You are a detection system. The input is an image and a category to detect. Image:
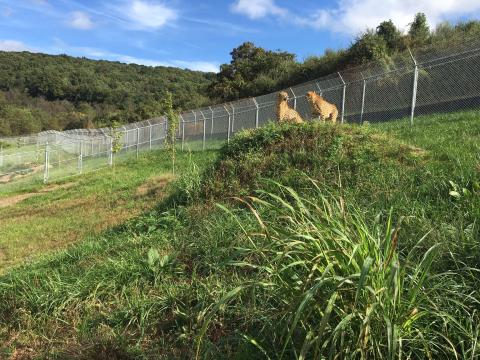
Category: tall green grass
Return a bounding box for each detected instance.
[198,181,479,358]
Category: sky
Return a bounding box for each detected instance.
[1,0,480,73]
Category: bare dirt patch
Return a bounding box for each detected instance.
[136,173,175,197]
[0,182,77,208]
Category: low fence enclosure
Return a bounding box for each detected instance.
[1,39,480,184]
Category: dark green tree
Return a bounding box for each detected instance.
[210,42,296,101]
[409,12,430,47]
[348,31,390,65]
[376,20,405,53]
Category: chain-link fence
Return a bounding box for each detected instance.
[2,38,480,187]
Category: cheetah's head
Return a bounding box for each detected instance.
[278,91,289,102]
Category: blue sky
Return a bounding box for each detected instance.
[1,0,479,72]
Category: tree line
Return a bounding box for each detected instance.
[1,13,479,136]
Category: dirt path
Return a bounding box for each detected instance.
[0,182,76,208]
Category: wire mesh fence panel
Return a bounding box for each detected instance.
[231,98,258,133]
[151,123,166,148]
[255,92,277,126]
[0,150,43,183]
[210,106,230,142]
[81,151,111,174]
[416,53,480,116]
[343,80,365,124]
[362,69,414,124]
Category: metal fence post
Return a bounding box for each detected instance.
[338,72,346,124]
[43,142,49,184]
[200,110,206,150]
[78,141,83,174]
[180,114,185,151]
[192,110,197,129]
[360,72,367,124]
[108,136,113,166]
[409,49,419,126]
[252,98,259,128]
[289,87,297,110]
[315,82,323,97]
[147,120,152,150]
[224,105,231,143]
[209,106,214,137]
[136,127,140,158]
[232,103,236,134]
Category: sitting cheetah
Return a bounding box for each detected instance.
[306,91,338,123]
[276,91,304,124]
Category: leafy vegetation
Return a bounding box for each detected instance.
[0,111,478,358]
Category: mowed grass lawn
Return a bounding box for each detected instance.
[0,150,217,272]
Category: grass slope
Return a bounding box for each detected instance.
[0,111,479,359]
[0,150,217,272]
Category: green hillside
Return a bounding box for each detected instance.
[0,111,478,358]
[0,51,214,136]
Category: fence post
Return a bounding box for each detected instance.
[0,146,3,167]
[360,72,367,124]
[136,127,140,158]
[192,110,197,129]
[289,87,297,110]
[224,105,231,143]
[409,49,419,126]
[209,106,214,136]
[252,98,259,128]
[43,142,49,184]
[338,72,346,124]
[180,114,185,151]
[147,120,152,150]
[200,110,206,150]
[315,82,323,97]
[78,141,83,174]
[230,103,235,134]
[108,136,113,166]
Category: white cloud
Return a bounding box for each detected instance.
[304,0,480,34]
[0,40,33,52]
[69,11,94,30]
[231,0,287,20]
[119,0,178,30]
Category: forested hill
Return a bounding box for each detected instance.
[0,51,214,136]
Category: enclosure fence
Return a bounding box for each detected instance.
[1,37,480,186]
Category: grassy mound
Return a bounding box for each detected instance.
[203,122,425,202]
[0,118,479,358]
